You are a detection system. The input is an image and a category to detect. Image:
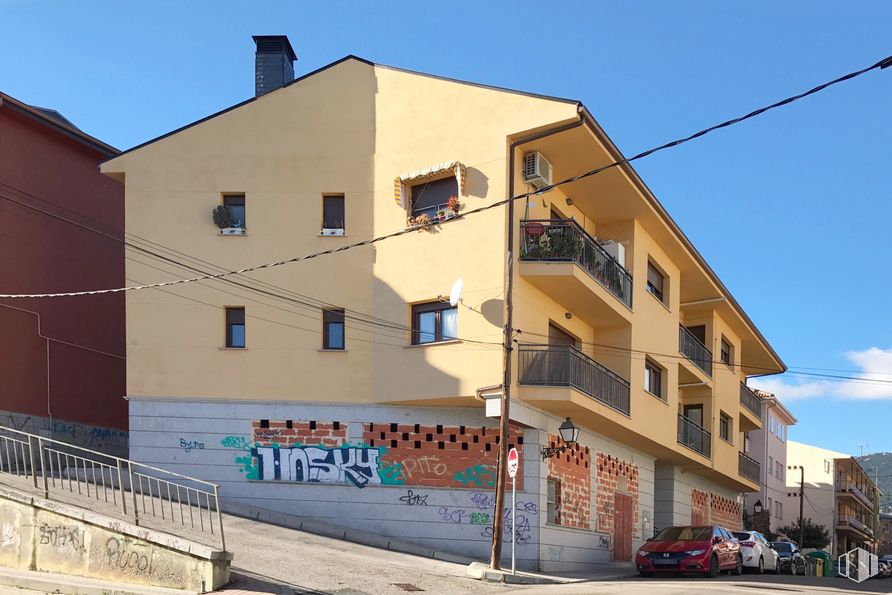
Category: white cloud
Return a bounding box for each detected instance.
[750,347,892,402]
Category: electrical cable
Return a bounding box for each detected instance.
[2,53,889,301]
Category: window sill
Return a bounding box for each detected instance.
[320,230,346,237]
[719,436,734,446]
[646,289,671,312]
[405,339,461,349]
[219,347,247,350]
[318,349,347,353]
[219,229,247,236]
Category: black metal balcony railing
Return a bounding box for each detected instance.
[839,515,873,537]
[841,483,875,511]
[520,219,633,308]
[738,451,761,483]
[740,383,762,417]
[518,344,631,416]
[677,414,711,458]
[679,325,713,377]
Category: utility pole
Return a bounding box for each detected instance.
[798,465,805,548]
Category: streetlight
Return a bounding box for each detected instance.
[540,418,579,460]
[754,500,763,514]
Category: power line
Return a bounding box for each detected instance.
[2,53,889,301]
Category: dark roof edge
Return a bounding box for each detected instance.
[0,92,119,157]
[576,105,787,374]
[106,55,370,163]
[373,63,580,105]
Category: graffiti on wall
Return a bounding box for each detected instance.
[220,420,524,490]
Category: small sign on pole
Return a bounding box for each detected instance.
[507,447,519,574]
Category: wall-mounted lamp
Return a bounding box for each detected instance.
[565,197,574,206]
[564,312,573,320]
[541,418,580,460]
[753,499,763,514]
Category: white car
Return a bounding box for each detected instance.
[732,531,779,574]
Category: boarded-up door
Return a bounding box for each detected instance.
[613,493,633,561]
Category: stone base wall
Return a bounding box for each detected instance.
[0,485,229,591]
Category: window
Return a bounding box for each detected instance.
[768,456,774,476]
[546,478,560,524]
[223,194,246,228]
[719,412,732,442]
[720,336,733,368]
[644,359,663,400]
[769,414,775,434]
[777,501,783,519]
[824,460,831,474]
[322,308,345,350]
[776,461,783,480]
[411,177,458,219]
[646,261,665,302]
[225,307,245,348]
[411,301,457,345]
[768,497,772,512]
[322,195,345,233]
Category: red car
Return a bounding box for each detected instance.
[636,525,743,577]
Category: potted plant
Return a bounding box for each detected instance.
[436,209,447,222]
[447,195,461,217]
[212,205,245,235]
[414,213,432,228]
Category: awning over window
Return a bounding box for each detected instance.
[394,161,466,209]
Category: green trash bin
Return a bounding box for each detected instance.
[807,551,833,577]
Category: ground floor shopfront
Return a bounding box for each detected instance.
[128,396,743,572]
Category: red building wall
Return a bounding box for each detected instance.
[0,97,126,432]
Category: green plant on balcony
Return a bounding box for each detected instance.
[525,229,582,260]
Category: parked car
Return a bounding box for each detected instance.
[732,530,779,574]
[636,525,742,578]
[770,541,807,575]
[876,559,891,578]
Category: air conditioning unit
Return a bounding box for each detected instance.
[523,152,552,190]
[599,240,625,268]
[321,228,345,236]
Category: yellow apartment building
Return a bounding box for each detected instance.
[102,36,785,572]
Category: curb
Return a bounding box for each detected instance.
[0,567,198,595]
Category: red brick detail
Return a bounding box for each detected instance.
[366,422,525,490]
[547,435,591,529]
[691,488,741,530]
[709,493,742,530]
[251,420,347,447]
[595,453,640,539]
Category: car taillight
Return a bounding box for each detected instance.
[740,541,755,547]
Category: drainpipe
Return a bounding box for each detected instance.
[490,116,585,570]
[474,384,503,402]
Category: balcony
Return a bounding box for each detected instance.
[839,483,875,511]
[679,325,713,377]
[678,414,711,458]
[740,383,762,417]
[520,219,632,308]
[738,451,760,483]
[837,515,873,539]
[518,344,631,415]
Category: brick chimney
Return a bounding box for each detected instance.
[252,35,297,97]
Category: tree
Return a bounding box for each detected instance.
[778,517,831,549]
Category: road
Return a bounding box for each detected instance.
[215,513,892,595]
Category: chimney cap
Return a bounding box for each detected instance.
[252,35,297,62]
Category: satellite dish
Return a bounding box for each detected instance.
[449,278,464,307]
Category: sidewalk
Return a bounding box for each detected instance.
[466,561,638,585]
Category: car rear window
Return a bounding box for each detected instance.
[732,532,752,540]
[773,543,793,552]
[653,526,711,541]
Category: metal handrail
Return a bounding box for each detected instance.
[520,219,633,308]
[678,325,713,377]
[0,424,225,551]
[739,383,761,417]
[738,451,761,483]
[677,414,711,458]
[518,343,631,415]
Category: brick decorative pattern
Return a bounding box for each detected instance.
[691,488,741,530]
[251,420,347,447]
[546,435,591,529]
[246,419,524,489]
[691,489,708,525]
[709,493,742,530]
[595,453,639,537]
[364,422,524,489]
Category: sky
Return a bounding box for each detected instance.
[2,1,891,454]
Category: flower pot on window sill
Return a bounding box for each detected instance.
[220,227,246,235]
[321,228,345,236]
